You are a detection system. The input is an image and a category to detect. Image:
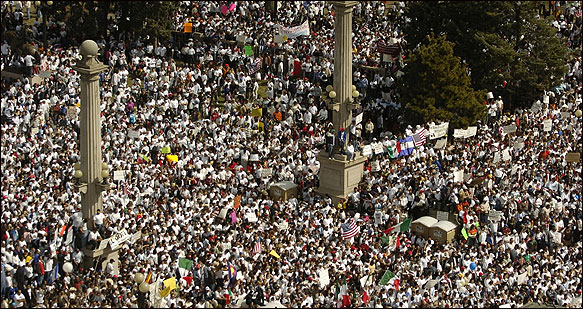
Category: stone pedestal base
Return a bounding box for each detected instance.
[82,247,120,275]
[316,151,367,203]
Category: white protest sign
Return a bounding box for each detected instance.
[513,138,524,150]
[560,112,570,119]
[373,143,385,155]
[434,138,447,149]
[128,130,139,139]
[319,268,330,288]
[219,208,228,219]
[64,227,73,246]
[354,113,363,125]
[502,124,517,134]
[262,168,273,177]
[361,145,372,156]
[488,210,502,222]
[109,229,131,250]
[129,231,142,244]
[246,212,258,223]
[97,239,109,250]
[543,119,552,132]
[113,170,126,181]
[249,154,260,161]
[222,242,232,251]
[502,148,511,161]
[453,169,464,183]
[466,126,477,138]
[436,211,449,222]
[530,102,542,113]
[278,221,289,231]
[429,122,449,139]
[517,272,528,285]
[371,161,381,172]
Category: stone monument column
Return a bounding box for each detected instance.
[331,1,358,148]
[74,40,108,230]
[317,1,367,202]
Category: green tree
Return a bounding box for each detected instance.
[404,1,569,110]
[400,35,486,129]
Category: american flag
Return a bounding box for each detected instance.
[412,127,427,148]
[377,40,401,56]
[341,218,360,240]
[252,240,262,255]
[248,57,263,74]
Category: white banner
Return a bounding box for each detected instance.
[429,122,449,139]
[502,124,517,134]
[109,229,131,250]
[278,21,310,38]
[466,126,477,138]
[453,129,466,139]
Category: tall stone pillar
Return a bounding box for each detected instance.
[331,1,358,147]
[317,1,366,203]
[74,40,108,230]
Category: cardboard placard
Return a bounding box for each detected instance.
[371,161,381,172]
[453,129,466,139]
[113,170,126,181]
[434,138,447,149]
[109,229,131,250]
[374,211,383,225]
[436,211,449,222]
[354,113,363,125]
[66,108,77,119]
[530,102,542,113]
[466,126,477,138]
[319,268,330,288]
[453,169,464,183]
[513,137,524,150]
[560,112,570,119]
[249,154,259,161]
[488,210,502,222]
[261,168,273,177]
[373,143,385,154]
[128,130,139,139]
[219,208,228,219]
[278,221,289,231]
[361,145,372,156]
[543,119,552,132]
[566,152,580,163]
[502,124,517,134]
[493,152,500,164]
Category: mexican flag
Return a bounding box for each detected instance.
[379,269,400,290]
[336,278,349,308]
[383,218,412,234]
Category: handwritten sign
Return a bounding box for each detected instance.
[249,154,259,161]
[245,212,258,223]
[261,168,273,177]
[502,124,517,134]
[560,112,570,119]
[354,113,363,125]
[374,211,383,225]
[371,161,380,172]
[219,208,228,219]
[278,221,289,231]
[434,138,447,149]
[128,130,139,139]
[436,211,449,222]
[513,137,524,150]
[543,119,552,132]
[361,145,372,156]
[530,102,542,113]
[429,122,449,140]
[373,143,385,155]
[488,210,502,222]
[113,170,126,181]
[493,152,500,164]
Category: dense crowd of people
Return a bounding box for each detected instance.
[1,1,582,308]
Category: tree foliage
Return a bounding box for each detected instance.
[44,1,176,44]
[404,1,569,110]
[400,35,486,129]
